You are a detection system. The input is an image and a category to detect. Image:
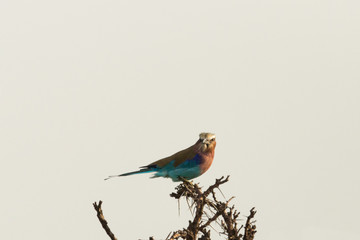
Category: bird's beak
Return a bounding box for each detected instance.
[202,139,210,146]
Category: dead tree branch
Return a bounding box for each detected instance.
[168,176,256,240]
[243,208,257,240]
[93,176,257,240]
[93,201,117,240]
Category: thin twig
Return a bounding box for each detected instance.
[243,207,257,240]
[92,201,117,240]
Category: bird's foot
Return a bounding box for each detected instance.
[178,176,193,185]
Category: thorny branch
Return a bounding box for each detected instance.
[93,176,257,240]
[167,176,256,240]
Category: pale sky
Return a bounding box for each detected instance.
[1,1,359,240]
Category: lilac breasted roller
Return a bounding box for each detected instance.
[105,133,216,182]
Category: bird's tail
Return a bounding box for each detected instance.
[104,168,155,180]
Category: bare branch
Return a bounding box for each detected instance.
[94,176,257,240]
[243,208,257,240]
[93,201,118,240]
[169,176,257,240]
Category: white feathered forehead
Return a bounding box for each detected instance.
[199,132,216,140]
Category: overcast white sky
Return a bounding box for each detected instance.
[1,1,359,240]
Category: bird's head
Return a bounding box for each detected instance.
[198,132,216,153]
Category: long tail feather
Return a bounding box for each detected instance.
[104,168,155,180]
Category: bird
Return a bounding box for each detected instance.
[105,132,216,182]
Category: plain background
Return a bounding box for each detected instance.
[1,1,359,239]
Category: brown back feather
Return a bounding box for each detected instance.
[147,144,198,168]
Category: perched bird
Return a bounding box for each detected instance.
[105,132,216,182]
